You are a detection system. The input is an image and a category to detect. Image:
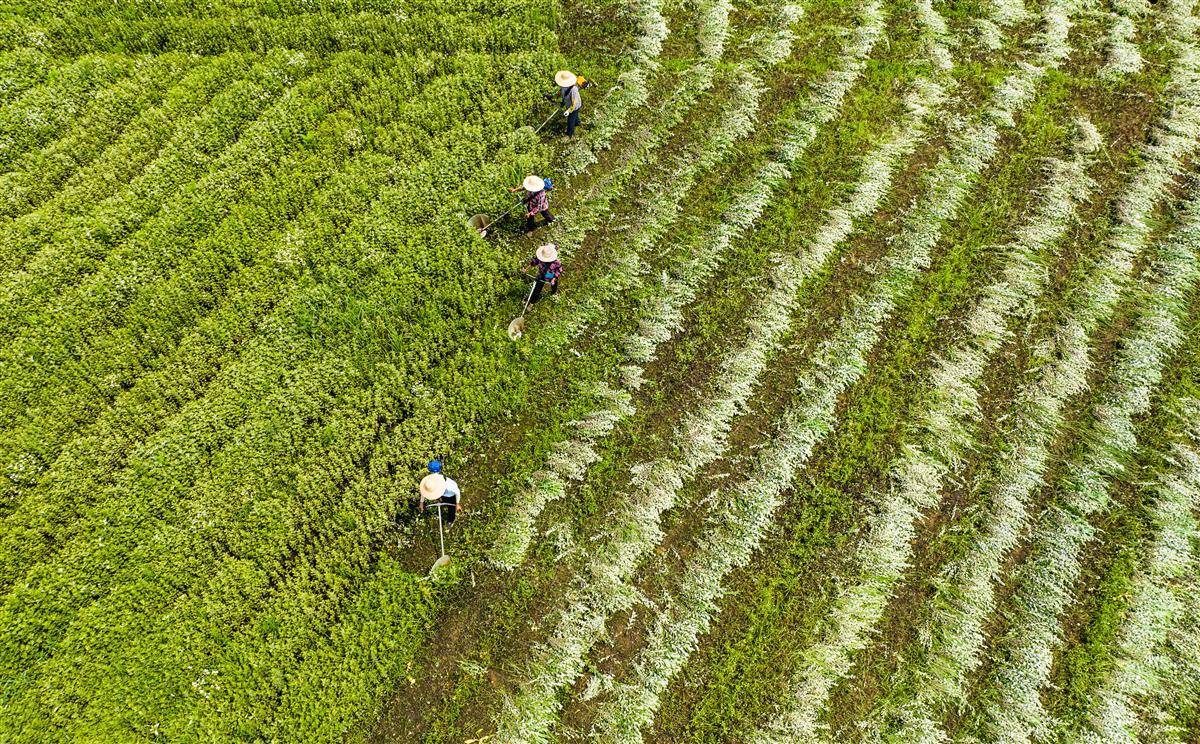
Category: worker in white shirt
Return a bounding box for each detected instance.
[419,460,462,527]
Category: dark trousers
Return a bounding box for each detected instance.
[525,209,554,232]
[566,109,580,136]
[530,277,558,303]
[424,500,457,528]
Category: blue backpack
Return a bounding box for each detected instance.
[542,177,554,192]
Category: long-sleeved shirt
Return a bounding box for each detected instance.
[524,187,549,216]
[529,257,562,285]
[561,84,581,113]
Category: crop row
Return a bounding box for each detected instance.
[0,52,254,274]
[0,52,201,220]
[0,48,547,640]
[0,48,556,738]
[1,8,547,56]
[490,3,889,739]
[7,0,514,20]
[1077,399,1200,743]
[0,53,132,168]
[0,52,376,521]
[869,5,1200,735]
[0,48,51,103]
[0,53,493,553]
[0,49,311,330]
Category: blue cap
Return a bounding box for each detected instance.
[427,459,442,473]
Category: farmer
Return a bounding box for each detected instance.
[556,69,583,140]
[419,460,462,528]
[526,243,562,303]
[510,174,555,233]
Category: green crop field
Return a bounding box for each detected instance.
[0,0,1198,740]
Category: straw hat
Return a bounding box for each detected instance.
[536,243,558,262]
[419,472,446,501]
[522,174,545,193]
[555,70,577,88]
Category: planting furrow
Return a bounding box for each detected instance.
[0,49,314,334]
[594,105,1100,744]
[0,53,198,223]
[490,3,888,740]
[868,4,1200,735]
[0,54,132,169]
[1072,399,1200,744]
[967,185,1200,744]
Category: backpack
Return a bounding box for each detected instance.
[542,177,554,192]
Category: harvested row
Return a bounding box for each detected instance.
[487,0,879,568]
[1071,398,1200,743]
[583,56,961,744]
[965,182,1200,743]
[627,0,1100,735]
[1104,0,1151,77]
[487,2,942,740]
[853,5,1200,736]
[358,0,909,735]
[559,0,667,176]
[0,52,200,221]
[620,112,1099,744]
[488,7,825,738]
[487,0,799,569]
[720,2,1086,739]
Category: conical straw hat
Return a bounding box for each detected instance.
[420,473,446,501]
[523,174,545,193]
[536,243,558,262]
[555,70,577,87]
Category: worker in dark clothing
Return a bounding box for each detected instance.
[510,174,554,233]
[526,243,562,303]
[555,70,583,140]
